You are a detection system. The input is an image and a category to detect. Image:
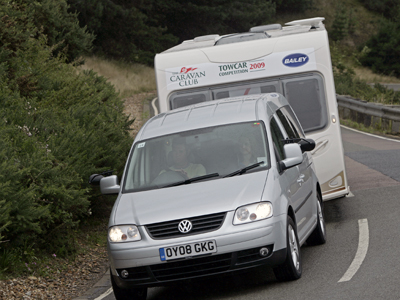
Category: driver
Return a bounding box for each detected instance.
[168,138,206,179]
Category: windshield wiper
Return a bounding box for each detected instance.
[161,172,220,188]
[223,161,265,178]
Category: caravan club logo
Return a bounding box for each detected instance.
[180,67,197,73]
[282,53,309,67]
[170,66,205,87]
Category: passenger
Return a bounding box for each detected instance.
[238,136,257,168]
[169,138,206,179]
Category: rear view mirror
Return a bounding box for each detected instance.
[100,175,120,195]
[280,143,303,170]
[298,138,316,152]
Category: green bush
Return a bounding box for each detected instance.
[331,43,400,104]
[0,1,133,255]
[360,20,400,78]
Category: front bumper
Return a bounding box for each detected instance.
[112,245,286,288]
[109,212,287,288]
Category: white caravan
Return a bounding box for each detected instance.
[154,17,349,200]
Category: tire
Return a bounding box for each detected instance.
[306,191,326,246]
[273,216,302,281]
[111,271,147,300]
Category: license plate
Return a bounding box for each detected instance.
[159,240,217,261]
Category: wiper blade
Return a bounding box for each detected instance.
[162,173,220,188]
[223,161,265,178]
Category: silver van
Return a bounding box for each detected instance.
[90,93,326,300]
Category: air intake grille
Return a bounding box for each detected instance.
[150,253,231,281]
[145,212,226,239]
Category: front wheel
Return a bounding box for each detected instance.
[306,191,326,246]
[273,216,302,281]
[111,272,147,300]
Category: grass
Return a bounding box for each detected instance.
[340,118,400,139]
[353,66,400,84]
[78,56,157,98]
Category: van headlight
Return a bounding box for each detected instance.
[233,202,273,225]
[108,225,141,243]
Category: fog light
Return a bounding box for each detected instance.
[259,247,269,257]
[120,270,129,278]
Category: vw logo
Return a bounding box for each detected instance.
[178,220,193,233]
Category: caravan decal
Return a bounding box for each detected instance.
[169,67,206,87]
[282,53,309,67]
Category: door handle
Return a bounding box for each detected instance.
[297,174,305,185]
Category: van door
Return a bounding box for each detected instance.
[273,110,313,239]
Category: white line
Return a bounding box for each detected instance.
[341,125,400,143]
[338,219,369,282]
[94,287,113,300]
[151,97,159,116]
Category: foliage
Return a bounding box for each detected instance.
[331,43,400,104]
[273,0,313,13]
[330,6,356,42]
[359,20,400,78]
[7,0,95,62]
[0,1,133,256]
[152,0,276,42]
[68,0,177,65]
[359,0,400,20]
[68,0,276,63]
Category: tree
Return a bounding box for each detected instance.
[152,0,276,43]
[0,1,133,252]
[272,0,313,13]
[68,0,177,64]
[360,20,400,77]
[19,0,95,62]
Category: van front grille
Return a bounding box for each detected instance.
[145,212,226,239]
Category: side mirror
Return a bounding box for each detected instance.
[89,174,104,185]
[298,138,316,152]
[280,143,303,170]
[100,175,120,194]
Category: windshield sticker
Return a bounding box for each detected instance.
[138,142,146,148]
[165,48,316,91]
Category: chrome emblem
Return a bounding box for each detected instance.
[178,220,193,233]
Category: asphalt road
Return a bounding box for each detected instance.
[80,126,400,300]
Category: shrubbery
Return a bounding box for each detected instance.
[331,43,400,104]
[0,1,133,255]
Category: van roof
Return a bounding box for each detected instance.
[162,17,325,54]
[136,93,288,140]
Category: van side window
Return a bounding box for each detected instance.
[276,110,299,139]
[270,117,285,161]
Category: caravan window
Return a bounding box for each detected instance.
[168,73,327,133]
[212,82,279,100]
[282,76,327,133]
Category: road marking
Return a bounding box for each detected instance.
[151,97,159,116]
[338,219,369,282]
[94,287,113,300]
[341,125,400,143]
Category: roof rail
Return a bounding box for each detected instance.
[285,17,325,28]
[194,34,220,42]
[249,24,282,33]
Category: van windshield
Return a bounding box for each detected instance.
[123,121,270,193]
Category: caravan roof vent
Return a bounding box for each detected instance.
[215,32,268,46]
[194,35,220,42]
[250,24,282,33]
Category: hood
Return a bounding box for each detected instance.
[112,171,268,225]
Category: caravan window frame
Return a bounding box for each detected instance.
[168,72,328,133]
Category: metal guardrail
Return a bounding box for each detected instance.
[337,95,400,133]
